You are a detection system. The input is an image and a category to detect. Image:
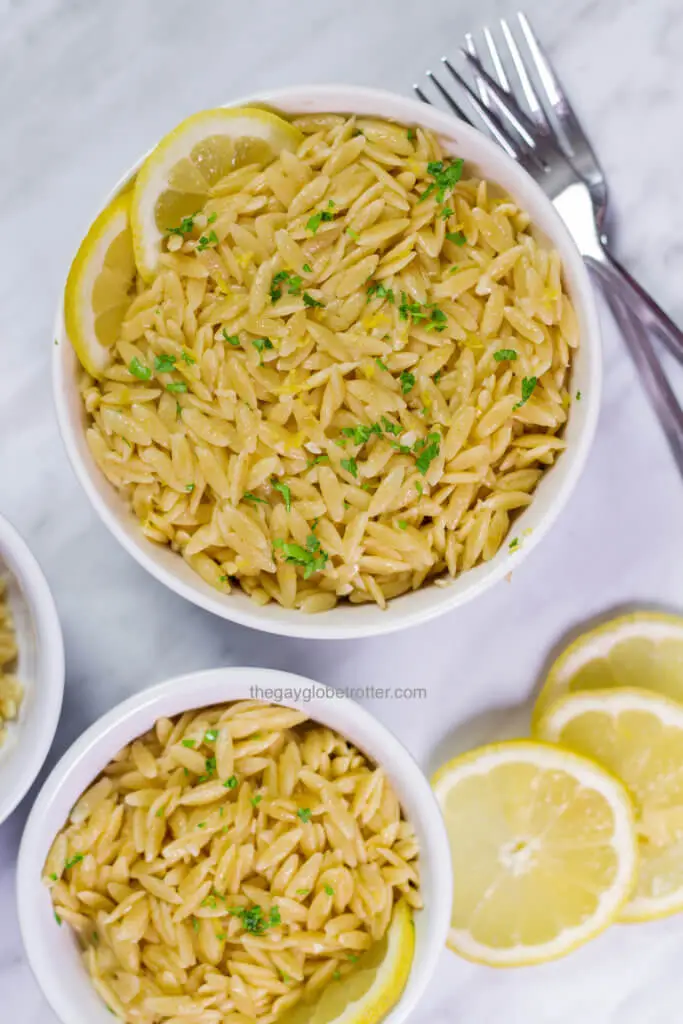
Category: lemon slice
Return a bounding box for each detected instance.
[64,192,136,377]
[280,900,414,1024]
[533,612,683,726]
[536,687,683,922]
[131,106,303,280]
[432,741,637,966]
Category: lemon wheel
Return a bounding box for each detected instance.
[536,687,683,922]
[63,192,136,377]
[131,106,303,280]
[432,740,637,966]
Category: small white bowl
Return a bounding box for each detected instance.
[17,667,452,1024]
[0,513,64,825]
[53,85,601,639]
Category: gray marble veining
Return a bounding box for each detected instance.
[2,0,683,1020]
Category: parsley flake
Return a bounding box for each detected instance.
[224,775,238,789]
[399,370,416,394]
[205,728,219,743]
[271,477,292,512]
[446,230,466,246]
[270,270,303,302]
[243,492,268,505]
[185,483,195,493]
[64,854,84,871]
[167,213,199,236]
[419,159,464,204]
[222,330,240,346]
[303,263,313,273]
[494,349,518,362]
[513,376,538,410]
[181,739,196,749]
[297,808,312,823]
[196,229,218,251]
[166,381,187,393]
[154,353,176,372]
[415,433,441,475]
[128,357,151,381]
[303,292,325,308]
[367,281,395,303]
[375,358,389,372]
[273,536,329,579]
[324,885,335,896]
[341,457,358,478]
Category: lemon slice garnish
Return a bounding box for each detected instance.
[279,900,414,1024]
[131,106,303,280]
[533,611,683,726]
[432,741,637,966]
[537,687,683,922]
[63,192,135,376]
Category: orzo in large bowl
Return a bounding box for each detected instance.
[56,87,599,636]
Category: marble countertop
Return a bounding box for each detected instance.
[2,0,683,1020]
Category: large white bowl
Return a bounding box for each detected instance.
[53,85,601,640]
[17,667,452,1024]
[0,513,64,825]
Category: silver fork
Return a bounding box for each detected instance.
[415,13,683,475]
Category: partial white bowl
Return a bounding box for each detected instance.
[53,84,601,639]
[17,667,451,1024]
[0,513,64,825]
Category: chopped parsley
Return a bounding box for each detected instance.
[154,353,176,372]
[128,357,151,381]
[253,337,274,362]
[196,229,218,251]
[324,885,335,896]
[397,520,408,530]
[341,423,381,446]
[333,970,342,981]
[416,481,423,496]
[441,206,454,220]
[48,872,57,881]
[375,358,389,372]
[167,212,199,236]
[54,912,62,926]
[366,281,395,303]
[407,127,416,141]
[346,228,359,241]
[398,292,446,331]
[303,292,325,308]
[251,794,262,807]
[576,390,582,401]
[296,888,310,896]
[306,201,336,234]
[271,478,292,512]
[307,455,329,467]
[380,416,402,436]
[341,457,358,478]
[155,805,166,818]
[166,381,188,393]
[446,231,466,246]
[192,916,200,933]
[185,483,195,493]
[494,349,518,362]
[297,808,312,823]
[207,212,217,225]
[243,492,268,505]
[509,537,520,551]
[273,535,329,579]
[181,351,196,365]
[419,158,464,204]
[181,739,196,748]
[222,330,241,346]
[64,854,84,871]
[513,376,538,410]
[205,728,219,743]
[230,904,281,935]
[348,954,359,963]
[270,270,302,302]
[399,370,416,394]
[415,433,441,475]
[224,775,238,789]
[303,263,313,273]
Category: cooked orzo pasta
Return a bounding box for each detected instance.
[44,701,420,1023]
[79,111,578,612]
[0,576,23,746]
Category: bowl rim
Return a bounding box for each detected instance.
[17,666,453,1024]
[53,83,601,640]
[0,513,65,825]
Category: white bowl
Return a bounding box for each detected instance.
[17,667,451,1024]
[0,513,64,825]
[53,85,601,640]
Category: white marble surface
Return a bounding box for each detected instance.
[2,0,683,1020]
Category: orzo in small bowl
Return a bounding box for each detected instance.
[54,86,600,638]
[17,667,451,1024]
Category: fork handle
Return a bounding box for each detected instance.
[589,266,683,477]
[588,248,683,365]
